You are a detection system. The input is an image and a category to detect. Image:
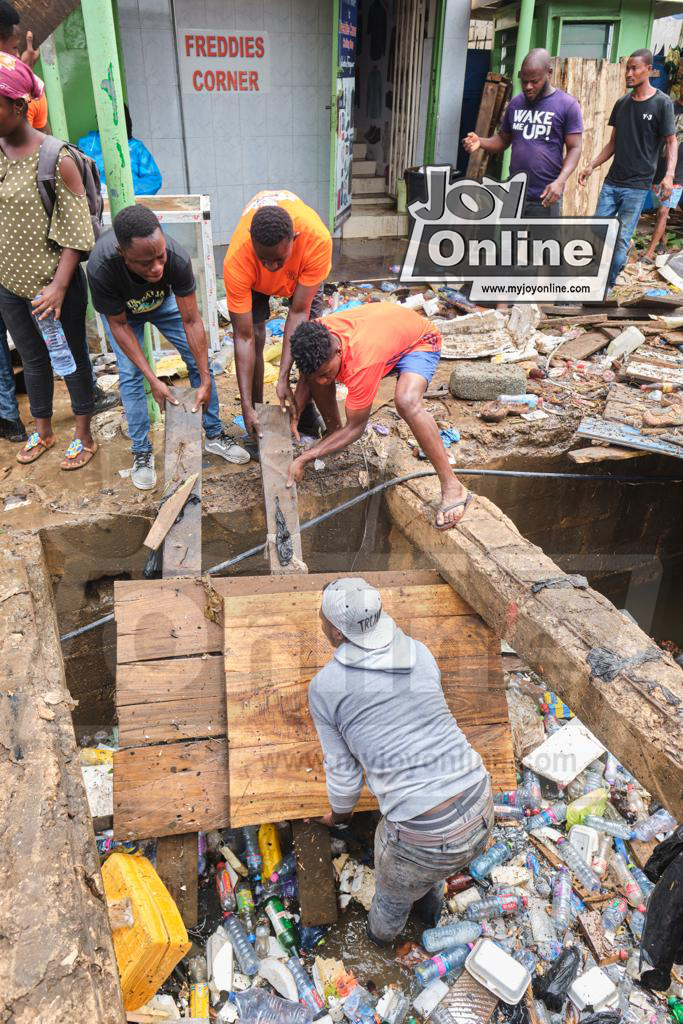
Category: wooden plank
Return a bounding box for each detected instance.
[150,388,203,923]
[553,331,610,362]
[144,473,198,551]
[292,821,339,926]
[155,833,199,929]
[224,579,513,825]
[162,387,202,576]
[568,446,652,464]
[114,571,460,665]
[256,402,306,573]
[576,415,683,458]
[114,740,230,840]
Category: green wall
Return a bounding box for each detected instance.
[492,0,655,75]
[35,2,127,143]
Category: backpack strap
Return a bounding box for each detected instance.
[37,135,68,219]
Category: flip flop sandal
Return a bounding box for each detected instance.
[434,493,473,531]
[60,437,98,471]
[16,431,55,464]
[641,256,656,265]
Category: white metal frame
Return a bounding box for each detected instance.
[95,193,221,356]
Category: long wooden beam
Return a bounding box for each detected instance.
[0,535,124,1023]
[386,482,683,819]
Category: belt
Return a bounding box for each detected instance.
[387,780,492,850]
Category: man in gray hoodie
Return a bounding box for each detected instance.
[309,577,494,945]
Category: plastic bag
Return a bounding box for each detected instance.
[532,946,582,1011]
[579,1014,622,1024]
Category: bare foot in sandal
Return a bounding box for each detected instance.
[17,431,55,464]
[435,479,471,530]
[61,433,98,470]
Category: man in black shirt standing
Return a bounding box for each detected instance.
[88,205,248,490]
[579,49,677,289]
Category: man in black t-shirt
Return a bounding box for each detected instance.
[579,49,677,289]
[644,101,683,262]
[88,205,248,490]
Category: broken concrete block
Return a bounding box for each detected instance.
[438,310,507,337]
[449,362,526,401]
[606,326,645,360]
[508,303,541,345]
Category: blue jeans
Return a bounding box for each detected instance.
[0,313,19,421]
[596,183,648,287]
[103,295,222,453]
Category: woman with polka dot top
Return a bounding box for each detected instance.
[0,53,97,469]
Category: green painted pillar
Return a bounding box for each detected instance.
[40,34,69,141]
[81,0,160,423]
[502,0,536,178]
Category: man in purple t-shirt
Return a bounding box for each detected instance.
[463,48,583,217]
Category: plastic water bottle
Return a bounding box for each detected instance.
[494,804,526,822]
[526,802,567,831]
[630,865,655,902]
[604,753,619,786]
[468,840,513,881]
[264,894,298,953]
[31,306,77,377]
[498,393,539,408]
[556,838,602,892]
[522,768,543,810]
[610,852,645,906]
[570,892,586,919]
[514,949,539,973]
[342,985,378,1022]
[629,906,647,942]
[544,713,562,736]
[287,954,325,1014]
[223,913,260,975]
[230,988,314,1024]
[414,943,472,986]
[601,897,629,935]
[626,785,648,820]
[242,825,262,877]
[421,920,482,953]
[552,867,572,934]
[583,815,634,839]
[236,880,257,936]
[210,338,234,375]
[271,851,297,882]
[632,808,676,841]
[465,893,528,920]
[592,835,612,878]
[255,921,270,959]
[216,862,236,912]
[583,761,605,793]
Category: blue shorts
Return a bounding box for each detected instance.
[389,348,441,384]
[653,185,683,210]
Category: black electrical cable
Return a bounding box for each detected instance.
[58,464,683,645]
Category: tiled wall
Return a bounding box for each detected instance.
[118,0,333,246]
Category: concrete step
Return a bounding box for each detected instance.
[342,207,409,239]
[353,159,377,176]
[352,142,367,159]
[353,193,395,207]
[352,175,386,194]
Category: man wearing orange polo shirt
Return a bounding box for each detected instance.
[286,304,471,529]
[223,190,332,455]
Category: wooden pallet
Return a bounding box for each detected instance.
[113,572,515,839]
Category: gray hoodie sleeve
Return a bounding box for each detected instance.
[309,679,364,814]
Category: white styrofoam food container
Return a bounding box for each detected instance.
[465,938,531,1005]
[568,967,618,1012]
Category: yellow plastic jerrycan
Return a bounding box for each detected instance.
[258,823,282,881]
[101,852,191,1010]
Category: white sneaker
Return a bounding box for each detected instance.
[205,431,250,464]
[131,451,157,490]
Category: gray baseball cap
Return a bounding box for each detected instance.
[321,577,396,650]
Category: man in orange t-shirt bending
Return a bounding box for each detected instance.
[286,304,471,529]
[223,190,332,453]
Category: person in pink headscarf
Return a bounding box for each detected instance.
[0,52,98,470]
